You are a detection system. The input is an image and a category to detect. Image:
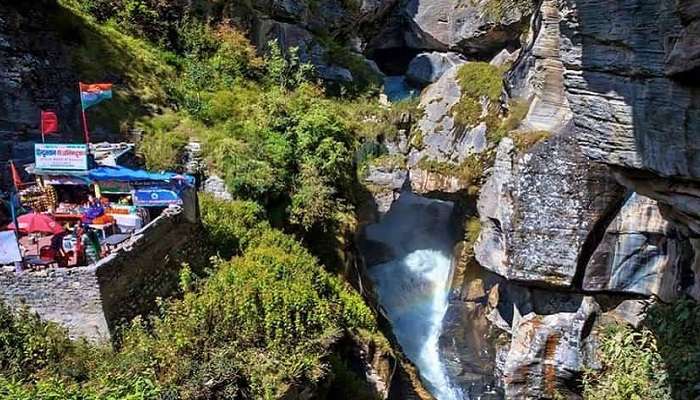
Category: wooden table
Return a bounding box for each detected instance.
[89,222,115,241]
[53,213,82,222]
[101,233,130,251]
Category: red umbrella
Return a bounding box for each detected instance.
[6,212,64,235]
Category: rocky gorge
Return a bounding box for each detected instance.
[355,0,700,398]
[1,0,699,398]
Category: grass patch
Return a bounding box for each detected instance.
[511,130,551,152]
[451,62,504,129]
[487,99,529,144]
[417,153,487,190]
[56,0,174,134]
[369,154,406,171]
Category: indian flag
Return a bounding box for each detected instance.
[79,82,113,110]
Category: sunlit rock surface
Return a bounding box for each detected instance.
[475,134,625,286]
[507,0,572,132]
[501,296,599,399]
[410,65,488,166]
[402,0,532,55]
[406,51,467,86]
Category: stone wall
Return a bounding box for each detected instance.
[0,206,205,342]
[0,264,110,340]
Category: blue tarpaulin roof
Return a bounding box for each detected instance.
[32,165,194,186]
[89,166,195,186]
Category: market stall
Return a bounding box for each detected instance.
[4,144,196,269]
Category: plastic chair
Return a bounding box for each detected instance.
[39,245,56,261]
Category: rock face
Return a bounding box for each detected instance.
[0,1,81,144]
[501,296,598,399]
[402,0,533,55]
[475,134,625,286]
[558,0,700,233]
[406,51,467,86]
[410,66,488,166]
[453,0,700,397]
[583,193,695,301]
[507,0,572,132]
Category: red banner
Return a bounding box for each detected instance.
[41,110,58,135]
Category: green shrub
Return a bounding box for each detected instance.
[289,164,338,232]
[137,113,190,171]
[198,194,268,258]
[456,62,503,103]
[583,323,672,400]
[0,224,380,399]
[0,303,77,380]
[645,298,700,398]
[452,62,504,128]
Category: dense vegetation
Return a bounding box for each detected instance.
[1,1,398,399]
[0,196,385,399]
[583,299,700,400]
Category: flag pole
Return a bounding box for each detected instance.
[8,161,22,271]
[78,82,90,144]
[40,111,45,143]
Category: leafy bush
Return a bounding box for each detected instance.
[584,300,700,400]
[198,194,268,258]
[289,164,338,232]
[583,323,672,400]
[0,303,78,380]
[137,112,190,171]
[645,298,700,398]
[0,224,379,399]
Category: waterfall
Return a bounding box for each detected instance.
[365,192,464,400]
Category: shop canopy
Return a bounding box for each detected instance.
[30,165,194,187]
[88,166,194,186]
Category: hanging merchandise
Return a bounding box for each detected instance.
[19,185,51,212]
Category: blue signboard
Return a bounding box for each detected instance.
[133,188,183,207]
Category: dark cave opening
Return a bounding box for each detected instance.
[368,47,422,76]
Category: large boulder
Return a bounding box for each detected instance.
[252,0,398,35]
[401,0,533,55]
[252,18,357,82]
[474,133,626,287]
[582,193,696,301]
[404,64,491,194]
[406,52,467,86]
[501,296,599,399]
[409,65,488,166]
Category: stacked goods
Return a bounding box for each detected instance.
[19,185,51,212]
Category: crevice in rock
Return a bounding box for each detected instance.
[571,190,634,289]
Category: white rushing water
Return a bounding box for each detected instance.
[366,192,464,400]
